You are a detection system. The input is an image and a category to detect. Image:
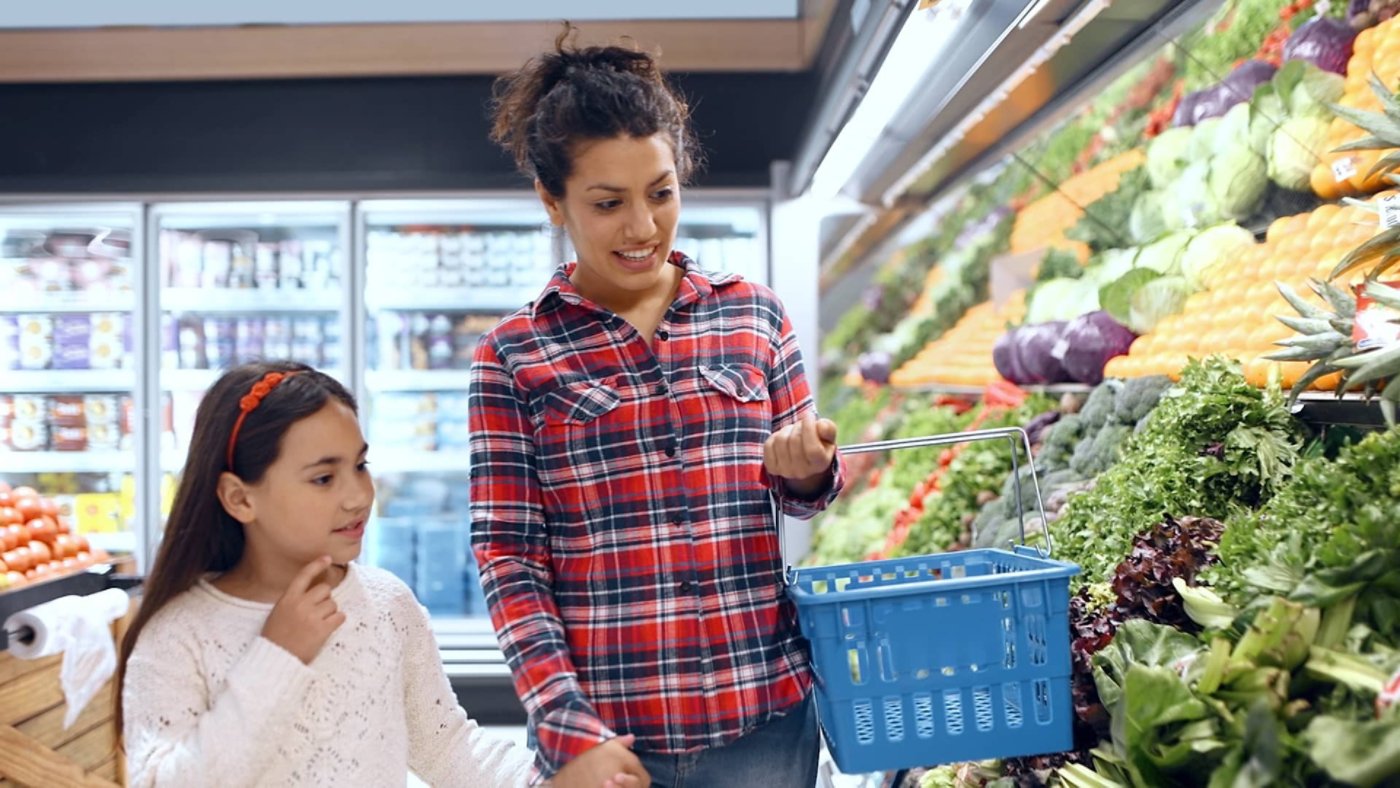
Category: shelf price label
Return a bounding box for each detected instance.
[1381,194,1400,231]
[1353,280,1400,351]
[1331,156,1358,183]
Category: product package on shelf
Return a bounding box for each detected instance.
[363,473,482,617]
[161,230,340,291]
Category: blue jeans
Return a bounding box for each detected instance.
[633,694,820,788]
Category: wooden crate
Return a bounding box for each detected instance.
[0,594,132,787]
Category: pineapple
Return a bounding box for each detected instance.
[1272,76,1400,422]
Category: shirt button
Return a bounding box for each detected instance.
[679,580,694,593]
[657,329,670,341]
[664,443,677,457]
[656,383,669,396]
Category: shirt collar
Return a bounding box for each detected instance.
[531,251,741,318]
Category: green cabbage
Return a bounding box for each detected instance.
[1128,275,1193,334]
[1248,88,1287,155]
[1189,117,1223,163]
[1289,65,1344,120]
[1137,231,1194,276]
[1213,103,1253,159]
[1089,247,1143,288]
[1164,162,1222,231]
[1026,277,1101,324]
[1268,115,1330,191]
[1208,145,1269,220]
[1130,190,1170,245]
[1147,127,1192,189]
[1181,223,1256,290]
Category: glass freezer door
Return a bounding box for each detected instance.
[357,198,554,628]
[0,204,144,570]
[150,201,352,545]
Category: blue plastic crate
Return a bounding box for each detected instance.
[786,546,1079,774]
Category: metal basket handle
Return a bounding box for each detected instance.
[774,426,1052,585]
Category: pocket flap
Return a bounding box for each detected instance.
[700,363,769,403]
[542,379,621,423]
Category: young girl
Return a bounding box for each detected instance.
[470,33,845,788]
[118,361,538,787]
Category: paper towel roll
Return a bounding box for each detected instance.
[3,588,130,660]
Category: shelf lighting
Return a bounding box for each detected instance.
[807,0,969,202]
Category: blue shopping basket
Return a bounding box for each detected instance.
[783,428,1080,774]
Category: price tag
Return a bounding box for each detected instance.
[1332,156,1358,183]
[1377,666,1400,718]
[1354,280,1400,351]
[1381,194,1400,231]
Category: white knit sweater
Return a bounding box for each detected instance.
[122,562,534,787]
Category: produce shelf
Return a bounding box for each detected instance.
[1291,391,1390,429]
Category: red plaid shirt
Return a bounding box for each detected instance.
[469,253,843,777]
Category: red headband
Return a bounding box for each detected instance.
[226,371,300,471]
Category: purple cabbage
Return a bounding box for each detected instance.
[1172,90,1201,127]
[1054,311,1137,386]
[1178,60,1277,126]
[1009,321,1071,385]
[993,330,1027,384]
[857,351,891,385]
[1283,17,1356,75]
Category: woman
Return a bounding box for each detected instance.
[469,30,844,788]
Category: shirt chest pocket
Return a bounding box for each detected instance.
[538,378,623,425]
[700,363,770,403]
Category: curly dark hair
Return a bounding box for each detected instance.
[489,25,702,197]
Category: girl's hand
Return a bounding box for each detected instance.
[764,415,838,498]
[551,735,649,788]
[260,556,346,665]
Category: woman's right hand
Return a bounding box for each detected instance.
[260,555,346,665]
[551,735,650,788]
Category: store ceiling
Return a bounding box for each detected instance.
[0,1,803,27]
[0,0,836,81]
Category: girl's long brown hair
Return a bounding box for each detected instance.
[116,361,356,736]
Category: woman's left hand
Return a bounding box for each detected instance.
[763,415,838,498]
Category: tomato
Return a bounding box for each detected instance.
[0,557,7,574]
[73,534,91,554]
[74,551,91,567]
[6,571,25,588]
[0,507,19,527]
[26,540,51,564]
[4,547,30,573]
[38,498,57,519]
[60,557,78,572]
[0,490,11,508]
[0,481,10,495]
[29,562,50,580]
[26,517,55,545]
[55,516,72,535]
[11,486,38,499]
[14,496,42,523]
[4,524,23,550]
[52,534,73,560]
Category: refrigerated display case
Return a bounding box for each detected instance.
[356,198,559,683]
[0,204,146,558]
[149,201,354,547]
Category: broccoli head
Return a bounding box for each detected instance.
[1113,375,1173,426]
